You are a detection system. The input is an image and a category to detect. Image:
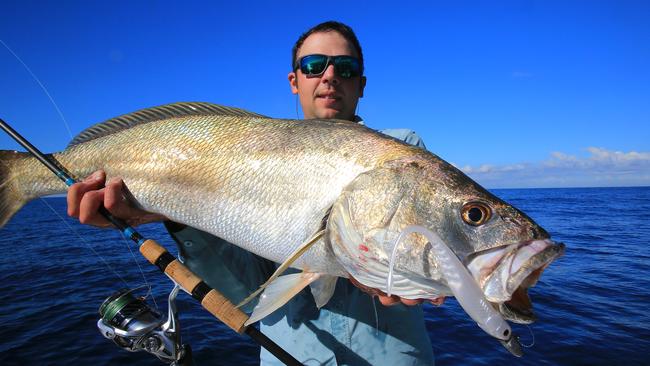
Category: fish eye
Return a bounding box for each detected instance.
[461,202,492,226]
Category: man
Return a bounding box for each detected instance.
[68,21,435,365]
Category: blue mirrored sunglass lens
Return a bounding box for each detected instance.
[300,55,328,75]
[334,57,360,78]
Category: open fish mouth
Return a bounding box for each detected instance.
[466,239,565,324]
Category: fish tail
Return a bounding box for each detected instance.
[0,150,33,227]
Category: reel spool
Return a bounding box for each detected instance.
[97,285,191,365]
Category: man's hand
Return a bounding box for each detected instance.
[349,276,445,307]
[67,170,167,227]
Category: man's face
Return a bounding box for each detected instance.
[289,31,366,121]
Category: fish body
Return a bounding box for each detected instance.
[0,102,564,350]
[2,105,419,274]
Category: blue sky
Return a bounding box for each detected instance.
[0,1,648,188]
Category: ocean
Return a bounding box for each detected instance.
[0,187,648,365]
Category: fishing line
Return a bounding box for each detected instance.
[295,94,301,119]
[119,229,159,310]
[2,39,304,366]
[1,39,155,296]
[520,324,536,348]
[38,196,132,288]
[0,154,131,288]
[371,296,379,336]
[0,39,74,139]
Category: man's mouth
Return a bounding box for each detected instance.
[317,91,341,100]
[466,239,565,323]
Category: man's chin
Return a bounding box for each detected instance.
[316,109,352,120]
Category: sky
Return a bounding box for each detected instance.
[0,1,648,188]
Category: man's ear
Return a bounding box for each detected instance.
[288,72,298,94]
[359,76,367,98]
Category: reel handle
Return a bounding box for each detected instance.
[139,239,249,333]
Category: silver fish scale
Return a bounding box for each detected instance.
[37,115,419,274]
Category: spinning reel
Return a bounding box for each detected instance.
[97,285,192,365]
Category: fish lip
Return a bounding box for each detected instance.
[467,239,563,284]
[467,239,565,323]
[498,296,537,324]
[506,241,565,295]
[499,242,565,323]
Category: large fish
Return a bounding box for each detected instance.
[0,102,564,355]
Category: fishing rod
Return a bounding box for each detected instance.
[0,119,302,366]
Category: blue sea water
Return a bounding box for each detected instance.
[0,187,649,365]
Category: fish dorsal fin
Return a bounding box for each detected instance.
[67,102,269,147]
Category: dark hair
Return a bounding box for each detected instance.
[292,21,364,75]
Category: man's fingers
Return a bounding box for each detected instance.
[104,177,168,226]
[104,177,133,217]
[78,188,111,227]
[67,170,106,217]
[377,295,424,306]
[349,276,426,307]
[67,171,164,228]
[378,295,401,307]
[400,298,423,306]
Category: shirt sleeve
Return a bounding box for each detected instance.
[379,128,427,149]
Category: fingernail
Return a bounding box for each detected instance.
[85,171,101,182]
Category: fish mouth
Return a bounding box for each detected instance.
[467,239,565,324]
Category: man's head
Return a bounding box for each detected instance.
[289,21,366,121]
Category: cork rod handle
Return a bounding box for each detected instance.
[139,239,249,333]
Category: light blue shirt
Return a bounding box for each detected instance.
[166,125,433,366]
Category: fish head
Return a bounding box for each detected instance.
[328,155,564,323]
[428,158,565,324]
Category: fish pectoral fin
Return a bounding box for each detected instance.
[309,275,338,308]
[245,272,322,326]
[237,229,325,308]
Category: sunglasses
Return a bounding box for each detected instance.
[295,54,362,79]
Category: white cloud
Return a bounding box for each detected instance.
[460,147,650,188]
[461,163,526,174]
[585,147,650,162]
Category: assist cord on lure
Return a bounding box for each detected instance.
[0,119,304,366]
[386,225,524,357]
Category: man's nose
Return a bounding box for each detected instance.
[321,64,339,85]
